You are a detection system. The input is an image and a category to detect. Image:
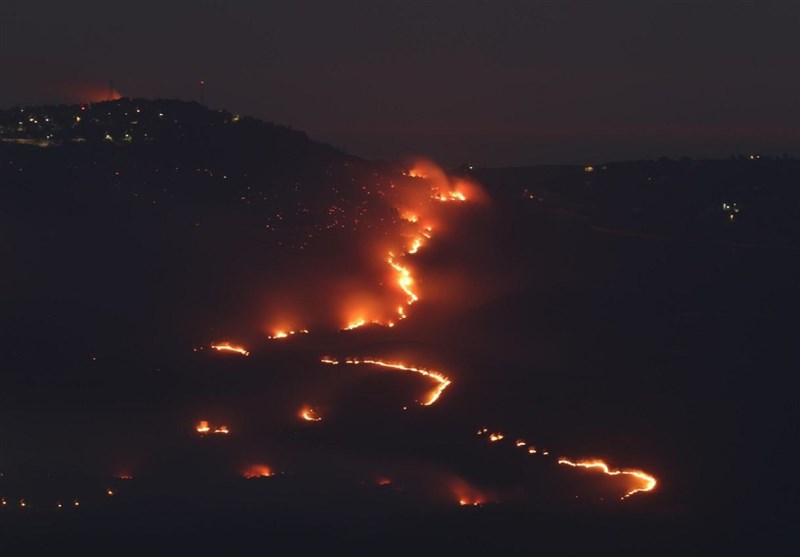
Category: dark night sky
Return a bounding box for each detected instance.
[2,0,800,165]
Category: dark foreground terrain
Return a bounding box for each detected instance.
[1,100,798,554]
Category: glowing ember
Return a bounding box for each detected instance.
[377,477,393,486]
[213,425,230,434]
[243,465,273,478]
[210,342,250,356]
[321,357,451,406]
[558,458,657,499]
[299,406,322,422]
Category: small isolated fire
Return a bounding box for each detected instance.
[299,406,322,422]
[488,433,504,442]
[320,357,451,406]
[558,458,657,499]
[196,421,230,435]
[210,342,249,356]
[242,465,273,478]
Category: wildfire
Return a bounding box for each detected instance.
[387,255,419,305]
[343,319,368,331]
[210,342,250,356]
[242,465,273,478]
[488,433,504,442]
[268,329,309,340]
[433,190,467,202]
[557,458,657,499]
[299,406,322,422]
[196,420,230,435]
[320,357,451,406]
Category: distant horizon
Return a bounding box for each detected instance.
[2,96,796,169]
[3,1,800,168]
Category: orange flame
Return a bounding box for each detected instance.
[211,342,250,356]
[558,458,657,499]
[299,406,322,422]
[268,329,309,340]
[196,420,210,434]
[242,464,273,478]
[321,357,451,406]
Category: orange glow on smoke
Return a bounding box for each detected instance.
[242,465,273,478]
[558,458,657,499]
[299,406,322,422]
[321,357,451,406]
[210,342,250,356]
[196,420,211,434]
[451,479,488,507]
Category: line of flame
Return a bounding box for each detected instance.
[321,357,451,406]
[210,343,250,356]
[557,458,657,499]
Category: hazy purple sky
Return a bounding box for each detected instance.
[2,0,799,165]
